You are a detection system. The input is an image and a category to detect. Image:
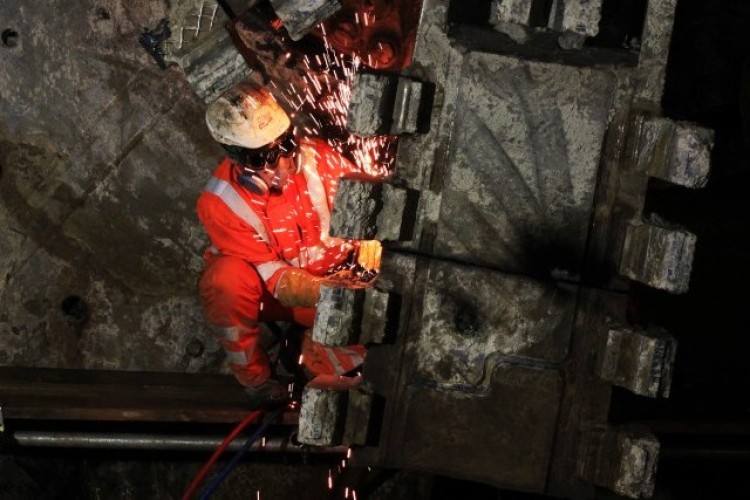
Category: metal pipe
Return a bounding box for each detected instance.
[10,431,346,454]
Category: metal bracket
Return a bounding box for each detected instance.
[599,325,677,398]
[620,214,697,294]
[138,18,172,70]
[577,426,660,499]
[347,72,435,136]
[269,0,342,41]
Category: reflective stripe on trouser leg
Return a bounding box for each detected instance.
[199,256,273,387]
[210,324,270,387]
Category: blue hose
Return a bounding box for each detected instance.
[199,408,283,499]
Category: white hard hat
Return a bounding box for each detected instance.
[205,81,291,149]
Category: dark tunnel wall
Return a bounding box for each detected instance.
[610,0,750,498]
[0,0,225,373]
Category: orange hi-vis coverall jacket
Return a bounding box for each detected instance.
[197,138,366,387]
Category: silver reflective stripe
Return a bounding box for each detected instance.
[256,260,287,281]
[226,350,249,365]
[322,347,347,375]
[306,244,327,264]
[214,325,241,342]
[204,177,271,244]
[296,247,308,268]
[300,146,331,242]
[338,347,364,364]
[292,245,318,268]
[214,325,254,365]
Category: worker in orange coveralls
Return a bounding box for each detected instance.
[197,81,381,406]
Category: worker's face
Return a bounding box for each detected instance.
[268,156,295,192]
[251,129,298,193]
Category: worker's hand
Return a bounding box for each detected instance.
[320,269,372,289]
[356,240,382,272]
[276,268,322,308]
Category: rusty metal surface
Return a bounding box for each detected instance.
[303,0,714,497]
[347,72,428,136]
[395,366,562,492]
[549,0,603,37]
[577,426,660,499]
[620,215,697,294]
[633,116,714,188]
[298,386,346,445]
[414,261,574,387]
[432,52,615,276]
[599,325,676,398]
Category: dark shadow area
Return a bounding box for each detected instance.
[585,0,647,50]
[610,0,750,498]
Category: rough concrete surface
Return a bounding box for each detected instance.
[0,0,224,372]
[298,386,345,445]
[634,0,677,106]
[490,0,533,26]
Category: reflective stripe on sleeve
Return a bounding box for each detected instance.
[204,177,271,245]
[256,260,288,282]
[300,146,332,243]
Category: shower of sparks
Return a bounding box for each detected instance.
[274,28,396,179]
[346,447,352,459]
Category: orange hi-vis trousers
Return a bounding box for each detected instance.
[199,255,365,387]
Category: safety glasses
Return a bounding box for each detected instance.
[246,129,297,169]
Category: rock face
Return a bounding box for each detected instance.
[0,0,224,372]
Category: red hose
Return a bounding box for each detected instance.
[181,410,263,500]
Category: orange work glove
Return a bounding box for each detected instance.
[275,268,321,308]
